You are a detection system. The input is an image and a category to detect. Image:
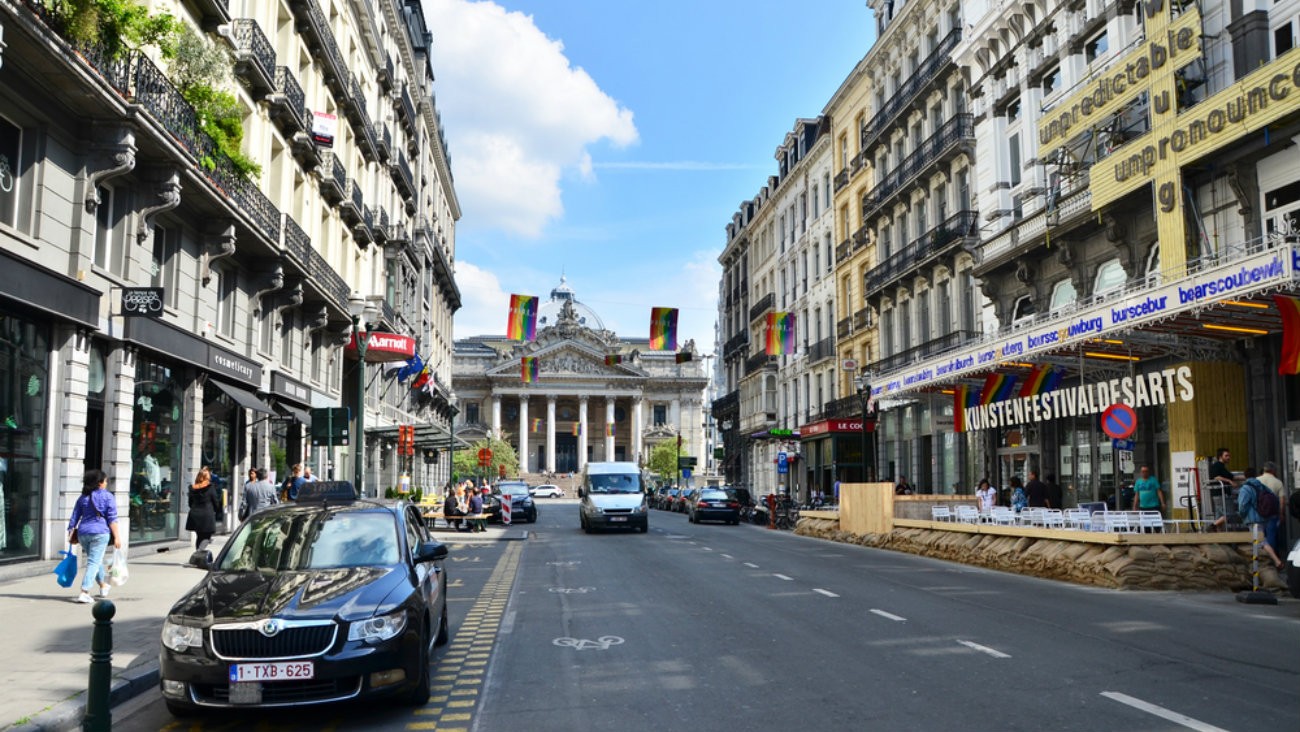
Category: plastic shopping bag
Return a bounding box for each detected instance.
[109,546,129,586]
[54,549,77,588]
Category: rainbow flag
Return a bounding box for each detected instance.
[571,422,581,436]
[605,354,623,365]
[979,372,1019,405]
[521,356,539,383]
[954,384,979,433]
[649,307,678,351]
[765,312,797,355]
[1277,295,1300,375]
[531,418,542,433]
[507,294,539,341]
[606,423,615,437]
[1019,365,1052,397]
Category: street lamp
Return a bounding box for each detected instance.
[348,293,378,497]
[853,374,872,483]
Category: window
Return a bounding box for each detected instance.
[918,289,931,343]
[962,270,976,333]
[825,235,833,272]
[938,279,952,331]
[899,299,912,348]
[1012,295,1037,322]
[216,266,237,338]
[1093,258,1127,295]
[1085,30,1108,63]
[880,224,892,258]
[653,404,667,426]
[935,182,948,221]
[260,308,275,354]
[1041,66,1060,96]
[150,225,179,308]
[1005,98,1021,123]
[310,331,323,382]
[813,242,820,278]
[823,174,831,208]
[1276,21,1296,58]
[465,403,480,425]
[1009,133,1022,186]
[1050,280,1078,311]
[280,308,297,371]
[882,307,894,355]
[0,116,23,228]
[93,184,131,276]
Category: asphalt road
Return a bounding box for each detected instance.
[113,499,1300,731]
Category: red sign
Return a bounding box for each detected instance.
[799,418,876,437]
[346,331,416,363]
[477,448,493,466]
[1101,403,1137,440]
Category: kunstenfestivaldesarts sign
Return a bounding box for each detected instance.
[962,365,1193,431]
[873,243,1294,399]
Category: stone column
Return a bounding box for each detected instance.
[632,397,644,465]
[578,396,589,470]
[52,328,92,555]
[518,396,529,475]
[491,396,501,438]
[605,397,616,461]
[546,395,557,473]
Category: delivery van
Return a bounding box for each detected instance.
[578,462,649,533]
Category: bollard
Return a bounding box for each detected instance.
[83,600,115,732]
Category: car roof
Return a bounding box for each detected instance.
[585,462,641,474]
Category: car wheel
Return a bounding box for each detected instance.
[405,622,432,705]
[165,700,198,718]
[638,524,647,533]
[435,603,450,646]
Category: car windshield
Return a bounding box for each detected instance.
[699,490,729,500]
[217,510,400,571]
[589,473,641,493]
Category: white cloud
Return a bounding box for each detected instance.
[426,0,638,237]
[452,261,512,338]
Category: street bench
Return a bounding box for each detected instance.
[422,509,487,531]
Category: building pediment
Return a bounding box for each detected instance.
[485,343,645,379]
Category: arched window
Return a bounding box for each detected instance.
[1145,246,1160,281]
[1049,280,1077,311]
[1093,258,1126,295]
[1012,295,1036,322]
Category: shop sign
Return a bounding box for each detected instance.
[799,418,875,436]
[208,347,260,386]
[876,244,1291,398]
[271,372,310,403]
[346,331,416,363]
[962,365,1193,432]
[120,287,164,317]
[841,358,857,371]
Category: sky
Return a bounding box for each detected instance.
[423,0,878,353]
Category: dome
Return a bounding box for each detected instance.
[536,275,606,331]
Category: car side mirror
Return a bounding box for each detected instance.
[416,541,449,563]
[577,487,586,498]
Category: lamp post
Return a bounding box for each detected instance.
[853,374,872,483]
[348,294,376,497]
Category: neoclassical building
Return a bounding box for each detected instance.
[453,279,708,477]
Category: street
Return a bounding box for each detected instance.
[113,500,1300,731]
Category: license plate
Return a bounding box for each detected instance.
[609,516,628,522]
[228,661,314,683]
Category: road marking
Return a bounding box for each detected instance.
[1100,692,1231,732]
[870,609,906,622]
[773,573,794,581]
[552,636,625,651]
[743,562,759,568]
[956,640,1010,658]
[720,553,734,559]
[812,588,838,597]
[702,547,713,551]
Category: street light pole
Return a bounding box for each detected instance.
[854,375,871,483]
[348,294,372,498]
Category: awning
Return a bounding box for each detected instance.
[209,380,275,414]
[275,401,313,425]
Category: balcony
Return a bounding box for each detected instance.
[377,297,400,329]
[872,330,979,375]
[837,317,852,340]
[852,226,870,251]
[861,28,961,153]
[268,66,307,135]
[229,18,275,97]
[373,206,389,244]
[864,209,979,295]
[861,113,974,223]
[291,0,349,100]
[823,394,864,420]
[353,204,374,245]
[375,124,392,162]
[348,75,379,162]
[835,237,852,264]
[206,152,281,248]
[340,179,363,226]
[190,0,231,29]
[387,216,410,244]
[134,54,205,159]
[712,390,740,419]
[833,168,850,192]
[318,152,345,204]
[748,292,775,322]
[281,213,311,272]
[745,352,779,375]
[391,152,416,202]
[396,84,418,137]
[377,54,395,92]
[853,307,871,330]
[723,332,749,360]
[806,337,835,364]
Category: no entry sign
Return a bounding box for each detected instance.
[1101,403,1137,440]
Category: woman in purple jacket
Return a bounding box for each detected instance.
[66,469,121,603]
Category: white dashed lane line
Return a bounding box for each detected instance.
[720,553,733,559]
[870,609,907,622]
[1100,692,1231,732]
[957,640,1011,658]
[812,588,839,597]
[773,574,794,581]
[743,562,759,568]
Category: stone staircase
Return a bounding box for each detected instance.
[521,472,580,494]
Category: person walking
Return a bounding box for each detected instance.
[66,469,121,603]
[1025,470,1049,508]
[1133,465,1165,516]
[1237,473,1284,569]
[975,478,997,512]
[281,464,307,502]
[239,467,280,520]
[1256,461,1286,557]
[186,467,223,551]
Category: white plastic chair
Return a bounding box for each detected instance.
[1041,508,1065,529]
[990,506,1015,526]
[1063,508,1090,530]
[1019,507,1044,527]
[931,505,954,522]
[1138,511,1164,533]
[955,505,981,524]
[1104,512,1137,533]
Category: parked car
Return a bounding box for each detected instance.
[490,481,537,523]
[159,481,450,715]
[655,488,677,510]
[673,488,696,513]
[688,487,742,524]
[529,484,564,498]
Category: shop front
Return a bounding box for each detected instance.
[267,371,312,482]
[798,418,873,502]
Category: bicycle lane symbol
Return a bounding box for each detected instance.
[552,636,625,651]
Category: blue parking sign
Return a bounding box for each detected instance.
[777,451,789,474]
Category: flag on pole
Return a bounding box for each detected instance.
[531,418,542,433]
[1018,365,1050,397]
[571,422,581,436]
[521,356,539,383]
[675,352,693,363]
[1276,295,1300,375]
[954,384,976,433]
[765,312,797,355]
[606,423,615,437]
[507,294,539,341]
[395,353,424,383]
[649,307,678,351]
[605,354,624,365]
[410,364,431,390]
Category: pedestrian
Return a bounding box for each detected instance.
[1045,473,1062,512]
[66,469,121,603]
[303,465,318,483]
[975,478,997,512]
[1009,476,1027,513]
[239,467,280,520]
[1133,465,1164,516]
[444,483,467,531]
[468,486,485,533]
[281,464,306,502]
[1237,472,1284,569]
[186,467,223,551]
[1025,470,1049,508]
[895,475,914,495]
[1255,461,1286,557]
[243,467,257,492]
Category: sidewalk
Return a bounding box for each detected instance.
[0,524,526,732]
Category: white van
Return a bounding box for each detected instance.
[578,462,649,533]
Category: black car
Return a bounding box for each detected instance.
[159,482,450,715]
[687,487,742,524]
[486,481,537,523]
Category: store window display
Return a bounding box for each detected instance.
[130,358,184,543]
[0,311,48,562]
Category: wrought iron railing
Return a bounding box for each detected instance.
[207,156,280,247]
[319,152,346,199]
[749,292,775,322]
[398,84,417,133]
[745,352,779,375]
[723,332,749,360]
[807,337,835,363]
[271,66,307,131]
[853,307,871,330]
[712,390,740,417]
[862,113,973,222]
[833,168,849,192]
[374,206,389,242]
[864,209,978,294]
[134,54,205,158]
[871,330,979,374]
[835,238,852,264]
[231,18,275,88]
[341,179,363,221]
[303,241,350,308]
[824,394,864,419]
[861,28,961,153]
[293,0,348,95]
[837,317,852,340]
[393,153,415,197]
[281,213,310,268]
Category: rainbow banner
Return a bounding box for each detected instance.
[521,356,539,383]
[979,372,1019,405]
[954,384,979,433]
[649,307,679,351]
[1277,295,1300,375]
[605,354,624,365]
[571,422,581,436]
[675,352,693,363]
[765,312,797,355]
[606,423,615,437]
[507,294,539,341]
[531,418,542,433]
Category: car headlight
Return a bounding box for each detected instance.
[348,609,408,643]
[161,619,204,652]
[633,502,647,513]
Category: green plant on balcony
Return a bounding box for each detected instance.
[169,25,261,179]
[58,0,179,59]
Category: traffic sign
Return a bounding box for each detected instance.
[1101,403,1137,440]
[477,447,493,466]
[776,451,789,474]
[1111,438,1135,451]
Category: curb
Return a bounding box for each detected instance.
[6,662,159,732]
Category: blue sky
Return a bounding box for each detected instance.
[424,0,877,352]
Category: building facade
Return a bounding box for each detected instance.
[0,0,457,567]
[452,279,708,480]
